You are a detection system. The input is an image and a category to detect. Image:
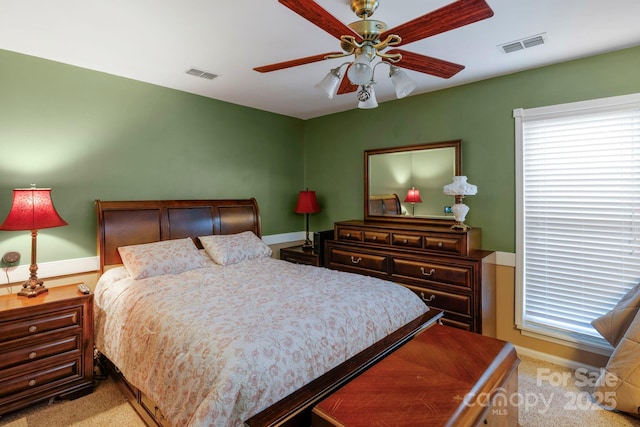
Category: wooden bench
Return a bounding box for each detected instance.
[312,325,519,427]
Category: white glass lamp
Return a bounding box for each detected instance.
[347,54,373,86]
[389,66,416,99]
[357,84,378,109]
[315,67,342,99]
[443,176,477,230]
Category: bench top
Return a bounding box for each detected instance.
[312,325,519,427]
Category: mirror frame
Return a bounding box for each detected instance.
[364,140,462,225]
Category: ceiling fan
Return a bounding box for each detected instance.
[254,0,494,106]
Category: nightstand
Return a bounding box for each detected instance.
[0,284,94,416]
[280,245,320,266]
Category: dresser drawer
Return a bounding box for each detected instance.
[406,285,472,317]
[0,356,82,399]
[392,258,472,289]
[327,247,387,274]
[0,308,82,343]
[0,333,81,371]
[424,235,464,255]
[363,230,390,244]
[337,228,363,242]
[391,233,422,249]
[439,317,473,331]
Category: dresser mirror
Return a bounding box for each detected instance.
[365,140,461,224]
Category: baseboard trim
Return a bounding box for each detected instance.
[515,345,599,372]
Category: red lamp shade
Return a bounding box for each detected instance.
[0,187,67,298]
[0,188,67,231]
[294,190,320,214]
[403,187,422,204]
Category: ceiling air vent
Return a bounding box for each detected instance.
[498,33,547,54]
[185,67,218,80]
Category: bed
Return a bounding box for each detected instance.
[93,198,441,427]
[368,193,402,215]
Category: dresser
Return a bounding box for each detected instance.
[0,284,94,416]
[325,220,495,334]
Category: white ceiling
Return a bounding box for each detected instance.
[1,0,640,120]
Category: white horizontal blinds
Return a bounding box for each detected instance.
[521,103,640,340]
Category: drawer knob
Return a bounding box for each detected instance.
[28,379,37,387]
[421,267,436,276]
[372,236,377,240]
[346,233,351,238]
[421,293,436,303]
[438,242,443,247]
[28,352,37,360]
[28,325,38,333]
[350,256,362,264]
[403,239,408,244]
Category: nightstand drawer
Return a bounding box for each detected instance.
[280,245,320,266]
[0,308,82,343]
[0,356,82,399]
[0,333,80,371]
[391,258,472,289]
[281,251,317,266]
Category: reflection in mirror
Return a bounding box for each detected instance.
[365,140,461,223]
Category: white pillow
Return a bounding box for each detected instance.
[199,231,272,265]
[118,238,208,279]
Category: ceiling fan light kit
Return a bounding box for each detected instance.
[256,0,494,109]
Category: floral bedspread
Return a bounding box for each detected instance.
[94,257,428,427]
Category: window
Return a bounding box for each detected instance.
[514,93,640,350]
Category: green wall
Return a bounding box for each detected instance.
[1,45,639,265]
[0,49,305,264]
[304,46,640,252]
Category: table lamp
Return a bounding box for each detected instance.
[0,186,67,297]
[403,187,422,216]
[294,189,320,250]
[443,176,477,230]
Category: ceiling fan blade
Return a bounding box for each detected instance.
[381,0,494,46]
[387,49,465,79]
[278,0,363,42]
[336,73,358,95]
[254,52,343,73]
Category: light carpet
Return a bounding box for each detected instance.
[0,356,638,426]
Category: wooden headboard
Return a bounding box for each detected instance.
[368,194,402,215]
[95,198,261,273]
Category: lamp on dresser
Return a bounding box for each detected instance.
[0,185,67,297]
[443,176,477,231]
[403,187,422,216]
[295,189,320,250]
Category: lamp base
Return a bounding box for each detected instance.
[17,278,48,298]
[302,239,314,251]
[450,222,472,231]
